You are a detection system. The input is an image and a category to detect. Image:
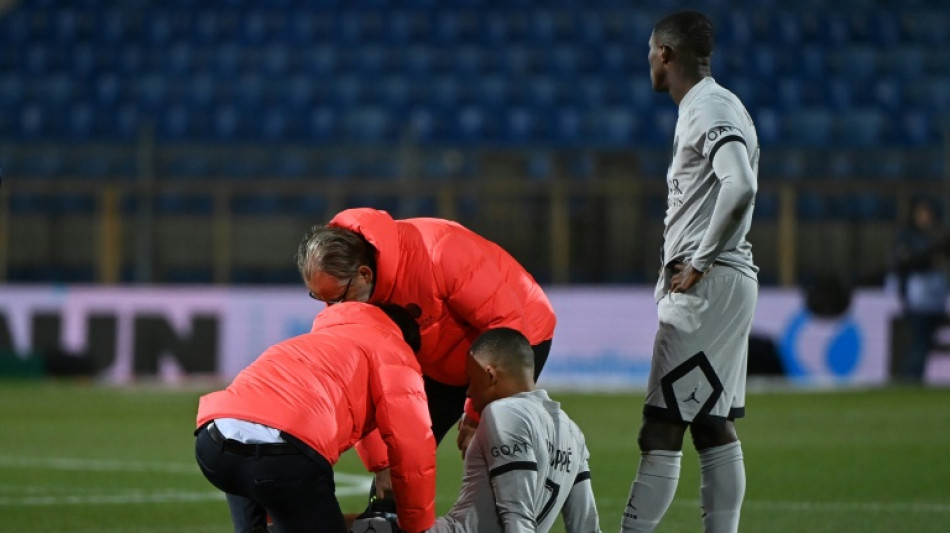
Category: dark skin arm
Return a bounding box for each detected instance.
[669,262,705,293]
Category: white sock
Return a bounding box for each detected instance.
[620,450,682,533]
[699,441,745,533]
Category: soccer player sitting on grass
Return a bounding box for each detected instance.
[352,328,601,533]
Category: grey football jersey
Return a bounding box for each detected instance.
[656,77,759,300]
[431,390,600,533]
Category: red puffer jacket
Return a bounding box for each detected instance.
[330,208,557,387]
[196,302,436,533]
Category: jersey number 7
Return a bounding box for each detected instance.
[537,478,561,523]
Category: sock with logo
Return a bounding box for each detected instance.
[620,450,682,533]
[699,441,745,533]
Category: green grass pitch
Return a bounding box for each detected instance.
[1,381,949,532]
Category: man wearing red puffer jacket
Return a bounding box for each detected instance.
[195,302,435,533]
[296,207,556,504]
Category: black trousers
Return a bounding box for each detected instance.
[195,425,345,533]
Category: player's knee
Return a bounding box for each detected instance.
[637,418,687,452]
[689,419,737,450]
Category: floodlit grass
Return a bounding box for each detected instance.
[1,381,949,532]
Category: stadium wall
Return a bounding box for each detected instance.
[1,285,948,387]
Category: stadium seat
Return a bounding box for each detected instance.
[453,105,492,144]
[596,107,640,147]
[837,109,886,148]
[898,109,935,147]
[754,108,781,147]
[784,109,832,148]
[552,107,584,146]
[342,107,394,142]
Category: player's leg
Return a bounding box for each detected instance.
[687,270,756,533]
[424,376,469,444]
[621,414,688,533]
[250,453,345,533]
[530,339,552,381]
[621,304,696,533]
[225,494,270,533]
[195,424,270,532]
[691,418,744,533]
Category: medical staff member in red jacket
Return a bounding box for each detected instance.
[296,207,557,500]
[194,302,436,533]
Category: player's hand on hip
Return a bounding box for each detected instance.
[456,415,479,458]
[670,262,705,293]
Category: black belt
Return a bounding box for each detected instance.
[207,423,302,456]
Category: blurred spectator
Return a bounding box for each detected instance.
[889,197,950,383]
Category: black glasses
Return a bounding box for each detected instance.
[309,276,353,305]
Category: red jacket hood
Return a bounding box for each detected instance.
[330,208,401,303]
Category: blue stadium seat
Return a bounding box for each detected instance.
[270,151,311,179]
[386,8,431,44]
[328,75,364,107]
[18,102,52,139]
[649,108,677,147]
[342,107,394,142]
[905,10,948,46]
[826,77,854,111]
[719,12,752,46]
[211,104,249,141]
[0,10,30,46]
[66,101,98,139]
[833,45,878,82]
[476,74,509,110]
[405,106,445,144]
[320,156,355,179]
[751,47,778,77]
[784,109,832,147]
[552,107,584,146]
[159,102,208,141]
[927,77,950,112]
[501,106,542,145]
[574,10,605,45]
[872,77,903,112]
[776,78,804,111]
[771,11,803,47]
[596,107,639,147]
[754,108,781,147]
[428,75,460,111]
[576,76,605,109]
[259,106,298,141]
[0,74,25,107]
[898,109,935,147]
[453,105,491,144]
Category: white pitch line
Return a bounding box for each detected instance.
[0,456,196,474]
[0,455,373,506]
[742,499,950,514]
[599,497,950,514]
[0,484,373,507]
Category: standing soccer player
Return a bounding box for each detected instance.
[621,11,759,533]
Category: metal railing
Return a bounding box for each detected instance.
[1,142,946,287]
